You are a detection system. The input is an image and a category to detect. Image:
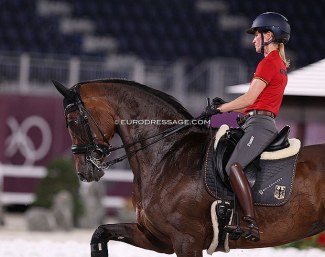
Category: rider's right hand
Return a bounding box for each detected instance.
[205,104,221,116]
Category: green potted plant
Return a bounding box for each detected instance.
[32,157,83,225]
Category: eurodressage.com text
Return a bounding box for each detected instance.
[115,119,210,126]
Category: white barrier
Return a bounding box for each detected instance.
[0,164,133,208]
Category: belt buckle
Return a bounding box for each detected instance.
[248,110,255,116]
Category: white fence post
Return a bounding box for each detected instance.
[19,54,30,91]
[132,59,145,84]
[172,61,186,104]
[69,57,80,86]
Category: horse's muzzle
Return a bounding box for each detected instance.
[77,172,88,182]
[79,162,105,182]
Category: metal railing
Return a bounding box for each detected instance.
[0,52,248,112]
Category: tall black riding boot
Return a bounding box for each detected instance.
[224,163,260,242]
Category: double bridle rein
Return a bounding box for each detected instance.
[64,96,204,172]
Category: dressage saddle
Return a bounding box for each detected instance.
[214,125,290,189]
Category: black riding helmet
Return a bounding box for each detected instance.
[246,12,290,44]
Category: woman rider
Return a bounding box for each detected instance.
[206,12,291,241]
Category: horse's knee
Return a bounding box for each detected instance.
[91,225,109,257]
[91,225,108,243]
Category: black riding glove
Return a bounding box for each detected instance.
[211,97,227,107]
[205,97,227,116]
[205,104,220,116]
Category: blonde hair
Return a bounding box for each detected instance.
[279,43,290,68]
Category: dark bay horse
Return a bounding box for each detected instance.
[53,79,325,257]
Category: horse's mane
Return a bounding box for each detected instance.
[78,78,194,119]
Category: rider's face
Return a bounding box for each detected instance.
[252,31,262,53]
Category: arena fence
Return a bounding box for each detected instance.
[0,164,133,209]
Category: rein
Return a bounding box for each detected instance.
[103,122,193,168]
[65,93,206,171]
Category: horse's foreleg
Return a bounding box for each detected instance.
[90,223,173,257]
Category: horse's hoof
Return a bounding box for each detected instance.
[91,242,109,257]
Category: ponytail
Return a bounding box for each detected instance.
[279,43,290,68]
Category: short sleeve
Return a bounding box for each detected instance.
[254,58,276,85]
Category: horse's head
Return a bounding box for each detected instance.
[53,80,116,182]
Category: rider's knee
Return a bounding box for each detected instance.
[226,162,242,176]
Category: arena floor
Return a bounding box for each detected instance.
[0,214,323,257]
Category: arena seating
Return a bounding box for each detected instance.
[1,0,324,69]
[0,0,83,55]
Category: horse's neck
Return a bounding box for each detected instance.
[117,108,187,165]
[112,86,188,144]
[98,82,198,177]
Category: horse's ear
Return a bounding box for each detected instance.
[52,80,76,100]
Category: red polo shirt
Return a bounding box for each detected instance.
[244,50,288,117]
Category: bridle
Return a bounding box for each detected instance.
[64,96,114,171]
[64,95,205,172]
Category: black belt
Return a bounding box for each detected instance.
[237,110,275,126]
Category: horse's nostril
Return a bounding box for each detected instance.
[77,172,87,181]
